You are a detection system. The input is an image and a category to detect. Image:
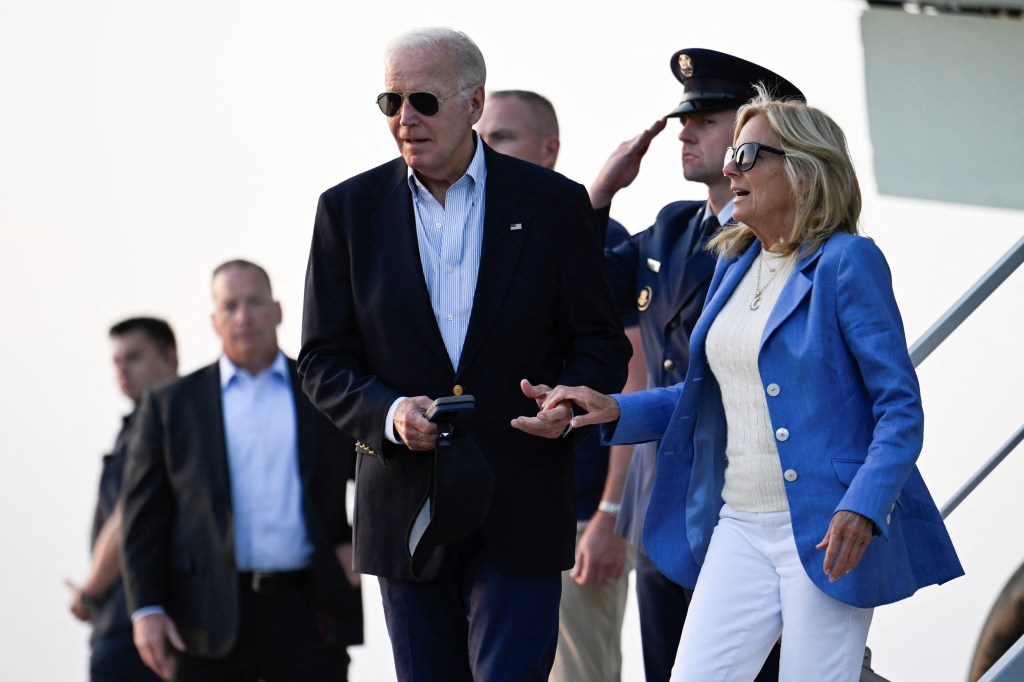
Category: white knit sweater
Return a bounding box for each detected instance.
[706,248,796,512]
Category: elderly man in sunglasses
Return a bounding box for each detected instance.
[587,48,803,682]
[298,26,630,682]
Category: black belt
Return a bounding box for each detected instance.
[238,569,310,594]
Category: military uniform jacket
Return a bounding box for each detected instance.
[601,200,718,550]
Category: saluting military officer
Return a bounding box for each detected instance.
[590,48,804,682]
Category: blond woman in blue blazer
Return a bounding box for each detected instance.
[532,91,963,681]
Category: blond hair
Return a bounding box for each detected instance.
[709,86,860,258]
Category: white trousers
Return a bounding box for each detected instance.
[670,504,873,682]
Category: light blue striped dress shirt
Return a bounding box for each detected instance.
[219,351,313,571]
[407,136,487,370]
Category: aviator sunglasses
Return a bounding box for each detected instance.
[725,142,786,172]
[376,86,473,117]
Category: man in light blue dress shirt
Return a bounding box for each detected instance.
[121,260,362,681]
[299,28,630,682]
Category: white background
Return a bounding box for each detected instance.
[1,1,1021,680]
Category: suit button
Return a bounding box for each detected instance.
[453,385,464,396]
[784,469,798,482]
[663,359,675,372]
[766,383,780,397]
[667,319,680,331]
[775,427,789,442]
[886,514,892,524]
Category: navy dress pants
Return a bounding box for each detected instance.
[379,534,561,682]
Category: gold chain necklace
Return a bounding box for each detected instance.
[749,250,780,311]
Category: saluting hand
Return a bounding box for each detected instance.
[589,118,668,209]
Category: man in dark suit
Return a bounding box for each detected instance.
[299,27,630,682]
[68,317,177,682]
[121,260,361,681]
[590,48,802,681]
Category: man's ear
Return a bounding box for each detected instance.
[165,348,179,373]
[468,86,485,125]
[540,136,560,170]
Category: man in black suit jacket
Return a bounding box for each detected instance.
[299,27,630,682]
[121,260,361,681]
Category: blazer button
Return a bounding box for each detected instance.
[784,469,798,482]
[453,385,464,396]
[775,427,790,442]
[766,383,780,397]
[663,358,675,372]
[886,514,892,525]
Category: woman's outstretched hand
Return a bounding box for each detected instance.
[510,381,621,438]
[543,384,621,429]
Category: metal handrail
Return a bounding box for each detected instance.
[940,424,1024,520]
[902,234,1024,519]
[909,235,1024,368]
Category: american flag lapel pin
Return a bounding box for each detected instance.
[509,223,523,231]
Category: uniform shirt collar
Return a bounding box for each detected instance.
[708,199,735,227]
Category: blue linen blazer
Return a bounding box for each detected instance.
[603,233,964,608]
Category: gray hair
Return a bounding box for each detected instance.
[386,27,487,92]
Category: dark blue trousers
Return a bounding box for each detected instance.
[636,551,691,682]
[379,535,561,682]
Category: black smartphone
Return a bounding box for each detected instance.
[425,395,475,424]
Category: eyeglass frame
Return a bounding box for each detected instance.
[724,142,787,172]
[375,85,476,117]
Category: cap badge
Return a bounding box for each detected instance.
[677,54,694,78]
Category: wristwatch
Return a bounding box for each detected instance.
[598,500,622,520]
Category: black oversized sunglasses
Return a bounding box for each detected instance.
[376,86,472,117]
[725,142,786,172]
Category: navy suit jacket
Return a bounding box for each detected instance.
[299,144,631,582]
[120,358,362,657]
[605,234,963,608]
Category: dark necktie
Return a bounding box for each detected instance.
[699,213,720,248]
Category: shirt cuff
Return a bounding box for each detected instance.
[131,605,166,622]
[385,397,408,444]
[561,405,576,438]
